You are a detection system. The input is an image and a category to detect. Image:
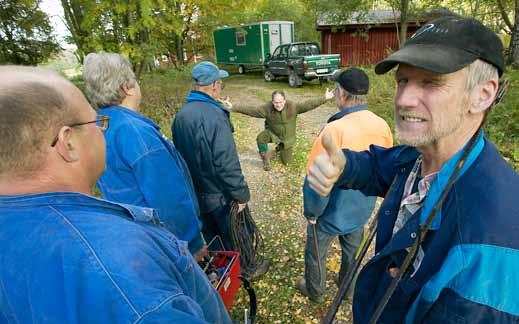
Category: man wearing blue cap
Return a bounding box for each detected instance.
[173,61,250,252]
[307,17,519,323]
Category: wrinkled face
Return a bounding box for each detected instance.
[212,79,223,98]
[272,94,286,111]
[128,80,142,110]
[394,64,470,149]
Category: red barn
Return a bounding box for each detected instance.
[318,9,453,66]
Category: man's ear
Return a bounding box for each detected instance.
[54,127,80,162]
[337,87,348,102]
[469,78,498,114]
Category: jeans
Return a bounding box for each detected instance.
[304,223,364,298]
[200,203,233,250]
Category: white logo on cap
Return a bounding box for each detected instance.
[411,24,435,39]
[410,24,449,39]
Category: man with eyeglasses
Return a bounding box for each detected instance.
[83,52,207,261]
[296,67,393,302]
[0,66,231,323]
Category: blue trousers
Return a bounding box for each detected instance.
[304,223,364,298]
[200,203,233,251]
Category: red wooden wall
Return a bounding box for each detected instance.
[320,26,419,66]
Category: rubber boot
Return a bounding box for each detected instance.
[259,152,271,171]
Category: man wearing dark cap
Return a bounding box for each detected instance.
[295,67,393,302]
[307,17,519,322]
[229,88,334,171]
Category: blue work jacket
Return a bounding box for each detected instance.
[98,105,204,254]
[337,138,519,323]
[172,91,250,213]
[0,192,231,323]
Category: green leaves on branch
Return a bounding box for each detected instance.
[0,0,60,65]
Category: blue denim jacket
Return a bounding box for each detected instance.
[0,192,231,324]
[98,106,204,253]
[337,139,519,323]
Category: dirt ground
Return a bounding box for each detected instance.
[222,72,370,323]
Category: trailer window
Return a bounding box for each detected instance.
[236,32,246,46]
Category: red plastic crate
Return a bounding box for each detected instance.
[210,250,241,310]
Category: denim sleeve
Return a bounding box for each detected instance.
[136,294,210,324]
[132,148,204,254]
[336,145,408,197]
[303,177,330,220]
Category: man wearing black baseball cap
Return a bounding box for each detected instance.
[296,67,393,302]
[307,17,518,323]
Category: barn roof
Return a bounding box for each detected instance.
[317,8,456,28]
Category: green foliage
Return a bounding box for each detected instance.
[0,0,60,65]
[241,0,320,43]
[486,68,519,169]
[139,66,193,136]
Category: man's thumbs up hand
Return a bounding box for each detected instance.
[307,132,346,196]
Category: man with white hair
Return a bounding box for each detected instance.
[307,17,519,322]
[0,66,231,323]
[83,52,207,260]
[173,61,269,278]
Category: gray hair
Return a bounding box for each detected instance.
[83,52,137,109]
[339,85,367,104]
[465,59,499,91]
[0,66,74,176]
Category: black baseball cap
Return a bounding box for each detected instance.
[375,17,505,76]
[332,67,369,95]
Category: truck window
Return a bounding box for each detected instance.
[306,44,320,55]
[290,46,299,56]
[236,32,246,46]
[272,47,281,58]
[280,45,288,58]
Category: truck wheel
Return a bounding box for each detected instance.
[264,69,275,82]
[238,65,245,74]
[288,69,301,88]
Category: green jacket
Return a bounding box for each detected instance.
[233,97,327,148]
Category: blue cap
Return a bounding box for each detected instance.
[192,61,229,86]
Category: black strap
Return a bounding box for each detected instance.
[239,276,257,324]
[368,128,481,324]
[322,175,398,324]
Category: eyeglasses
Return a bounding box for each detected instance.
[214,80,225,90]
[50,115,110,147]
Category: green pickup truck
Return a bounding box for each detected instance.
[263,42,340,87]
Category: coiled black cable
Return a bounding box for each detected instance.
[229,202,266,278]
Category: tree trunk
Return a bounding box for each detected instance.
[176,34,184,65]
[508,0,519,66]
[399,0,409,48]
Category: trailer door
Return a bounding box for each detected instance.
[281,24,292,45]
[269,24,281,54]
